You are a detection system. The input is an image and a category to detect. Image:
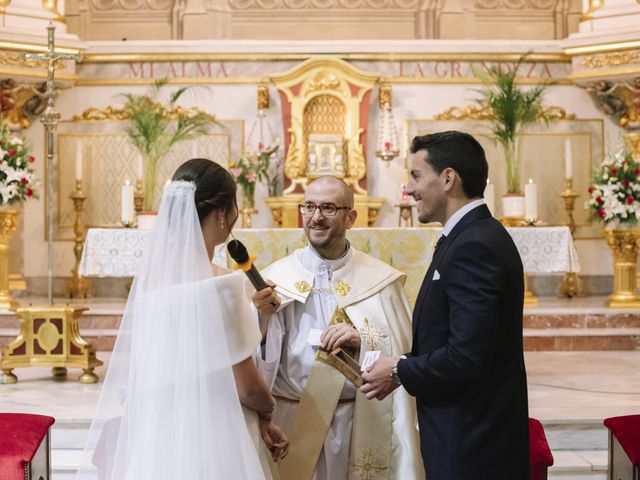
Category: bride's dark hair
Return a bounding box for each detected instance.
[172,158,238,223]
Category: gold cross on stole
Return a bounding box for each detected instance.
[358,318,387,351]
[352,447,388,480]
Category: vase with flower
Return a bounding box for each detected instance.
[587,144,640,306]
[0,128,37,309]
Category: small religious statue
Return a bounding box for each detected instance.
[307,134,346,178]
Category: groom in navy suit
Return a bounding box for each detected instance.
[361,131,529,480]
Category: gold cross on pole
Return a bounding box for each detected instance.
[23,23,82,305]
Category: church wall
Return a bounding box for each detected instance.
[15,44,625,286]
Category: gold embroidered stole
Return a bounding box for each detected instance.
[278,308,357,480]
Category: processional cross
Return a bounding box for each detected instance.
[24,23,82,304]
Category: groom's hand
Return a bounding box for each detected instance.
[360,356,400,400]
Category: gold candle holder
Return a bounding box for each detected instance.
[65,180,91,298]
[559,178,585,298]
[134,179,144,215]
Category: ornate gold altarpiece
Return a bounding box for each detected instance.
[266,57,385,228]
[51,116,244,240]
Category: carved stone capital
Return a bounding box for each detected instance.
[585,78,640,131]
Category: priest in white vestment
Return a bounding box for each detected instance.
[253,176,424,480]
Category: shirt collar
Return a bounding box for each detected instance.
[299,241,352,274]
[441,199,485,237]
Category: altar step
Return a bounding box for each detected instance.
[1,297,639,352]
[44,418,610,480]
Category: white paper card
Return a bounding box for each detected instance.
[361,350,381,372]
[307,328,324,347]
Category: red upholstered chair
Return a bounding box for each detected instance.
[0,413,55,480]
[604,414,640,480]
[529,417,554,480]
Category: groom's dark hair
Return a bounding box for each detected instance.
[410,131,488,198]
[173,158,238,223]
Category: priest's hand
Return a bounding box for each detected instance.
[321,323,361,351]
[259,418,289,462]
[252,280,281,318]
[360,356,400,401]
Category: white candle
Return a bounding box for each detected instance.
[484,180,495,217]
[75,141,83,181]
[136,154,143,180]
[564,138,573,180]
[191,142,198,159]
[524,178,538,221]
[121,180,134,224]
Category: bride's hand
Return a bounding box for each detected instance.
[259,418,289,462]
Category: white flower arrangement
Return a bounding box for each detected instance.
[587,145,640,226]
[0,129,37,207]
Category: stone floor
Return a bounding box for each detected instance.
[0,350,638,478]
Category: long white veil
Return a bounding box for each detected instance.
[76,180,264,480]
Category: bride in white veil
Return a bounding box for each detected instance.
[77,159,287,480]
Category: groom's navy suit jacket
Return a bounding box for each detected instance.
[397,204,530,480]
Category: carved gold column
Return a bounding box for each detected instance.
[65,180,91,298]
[0,210,19,310]
[604,229,640,307]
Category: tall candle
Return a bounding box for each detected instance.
[564,138,573,180]
[484,180,495,217]
[524,178,538,221]
[121,180,134,224]
[136,154,143,180]
[75,141,83,181]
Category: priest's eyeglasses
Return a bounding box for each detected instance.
[299,203,351,216]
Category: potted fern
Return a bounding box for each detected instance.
[474,53,553,217]
[122,80,219,212]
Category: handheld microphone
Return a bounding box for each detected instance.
[227,239,269,291]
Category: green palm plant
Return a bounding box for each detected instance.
[474,53,553,194]
[122,80,219,210]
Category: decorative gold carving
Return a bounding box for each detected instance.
[0,52,64,69]
[585,79,640,130]
[0,305,103,384]
[42,0,65,21]
[229,0,419,8]
[0,0,10,14]
[333,280,352,296]
[434,104,575,121]
[378,83,392,109]
[308,71,341,92]
[580,51,640,69]
[72,104,211,121]
[604,229,640,307]
[0,81,48,130]
[257,83,269,110]
[475,0,557,8]
[351,447,388,480]
[580,0,604,20]
[295,280,312,293]
[357,318,387,350]
[0,210,19,310]
[625,132,640,159]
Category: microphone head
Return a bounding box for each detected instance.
[227,239,250,264]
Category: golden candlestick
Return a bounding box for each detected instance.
[559,178,585,298]
[134,179,144,215]
[0,209,19,310]
[65,180,91,298]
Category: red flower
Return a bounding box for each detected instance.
[28,155,35,163]
[623,179,630,187]
[610,168,618,175]
[7,149,15,157]
[635,168,640,176]
[627,196,635,204]
[597,208,605,218]
[20,178,28,184]
[588,186,594,194]
[26,188,33,197]
[596,196,604,205]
